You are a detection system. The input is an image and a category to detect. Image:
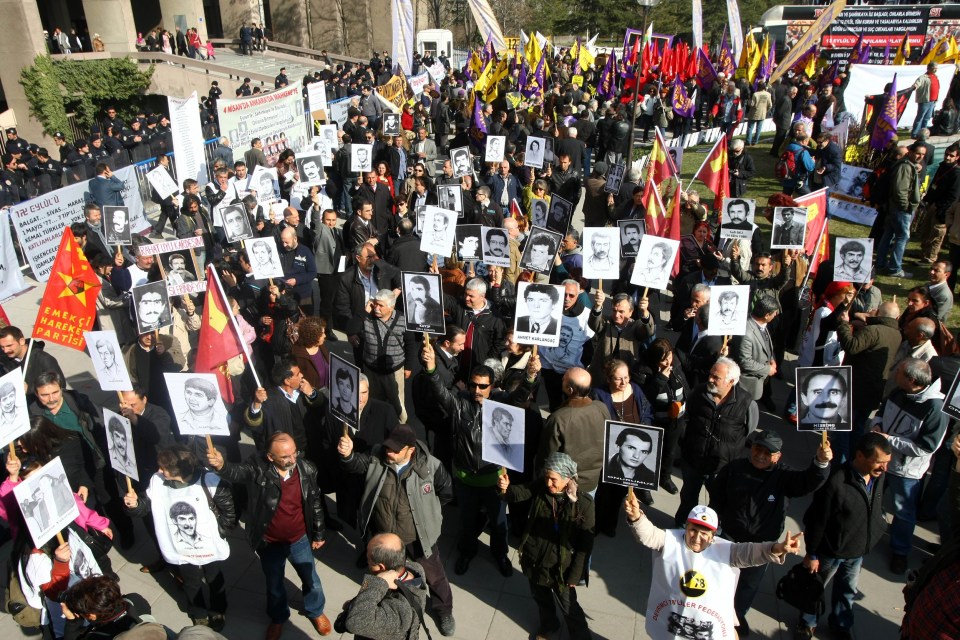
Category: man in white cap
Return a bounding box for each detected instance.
[625,497,802,640]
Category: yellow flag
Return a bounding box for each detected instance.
[893,33,911,65]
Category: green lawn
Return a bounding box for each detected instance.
[662,135,960,329]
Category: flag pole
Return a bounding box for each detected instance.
[21,339,35,379]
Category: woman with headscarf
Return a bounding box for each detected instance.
[626,498,801,640]
[497,452,594,640]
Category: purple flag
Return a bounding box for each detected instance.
[857,43,872,64]
[671,77,695,117]
[870,74,899,151]
[849,33,864,65]
[718,30,736,78]
[518,57,527,93]
[882,42,891,65]
[696,48,719,90]
[472,95,488,135]
[521,56,545,99]
[920,36,933,62]
[597,49,617,100]
[572,38,582,75]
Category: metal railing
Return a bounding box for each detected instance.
[131,137,221,209]
[208,38,364,65]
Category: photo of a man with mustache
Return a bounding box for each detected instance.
[798,368,850,428]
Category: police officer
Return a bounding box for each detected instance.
[32,148,62,194]
[5,128,29,156]
[89,134,110,167]
[103,126,127,168]
[53,131,74,163]
[103,105,124,133]
[123,119,151,164]
[63,139,89,184]
[208,81,222,104]
[0,153,25,204]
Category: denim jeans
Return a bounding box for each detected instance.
[258,534,326,623]
[876,209,913,273]
[746,120,764,145]
[800,556,863,631]
[912,101,937,138]
[885,474,922,556]
[454,480,508,559]
[734,563,767,625]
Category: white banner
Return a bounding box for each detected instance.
[168,92,209,187]
[427,62,446,84]
[329,97,352,128]
[392,0,415,75]
[10,165,149,282]
[845,63,957,126]
[307,81,328,116]
[137,235,205,256]
[467,0,507,51]
[409,73,430,96]
[217,82,309,165]
[0,211,28,301]
[692,0,703,51]
[726,0,744,60]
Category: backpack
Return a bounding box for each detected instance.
[5,560,41,628]
[775,149,798,182]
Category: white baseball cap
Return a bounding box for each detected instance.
[687,505,719,531]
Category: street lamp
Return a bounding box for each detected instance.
[625,0,662,162]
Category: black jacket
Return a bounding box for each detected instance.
[334,262,402,336]
[442,296,506,377]
[2,339,64,394]
[680,384,757,475]
[803,462,886,559]
[217,455,326,548]
[709,456,829,542]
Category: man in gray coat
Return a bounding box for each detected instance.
[733,297,778,402]
[338,425,456,636]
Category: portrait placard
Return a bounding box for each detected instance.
[437,185,463,215]
[312,125,338,166]
[942,367,960,421]
[164,373,231,436]
[0,367,29,450]
[582,227,621,280]
[524,137,546,169]
[251,166,279,205]
[402,272,445,335]
[246,236,286,280]
[795,366,853,432]
[481,399,525,472]
[330,353,360,428]
[103,206,132,245]
[68,527,103,582]
[771,207,808,249]
[706,285,750,336]
[513,282,564,347]
[485,136,506,163]
[601,421,663,491]
[519,226,562,276]
[103,408,138,481]
[450,147,473,178]
[295,154,326,187]
[419,206,457,255]
[158,248,204,298]
[456,225,482,261]
[604,163,625,194]
[14,457,81,549]
[131,281,173,334]
[481,226,512,267]
[146,166,180,200]
[351,144,374,173]
[545,194,573,234]
[84,330,133,391]
[630,236,680,291]
[220,203,254,244]
[618,219,644,258]
[382,113,401,136]
[719,198,757,240]
[833,238,874,283]
[530,198,549,228]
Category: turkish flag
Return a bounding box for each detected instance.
[194,265,246,403]
[33,228,101,351]
[691,135,729,212]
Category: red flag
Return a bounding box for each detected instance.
[0,304,9,328]
[691,135,729,211]
[33,228,101,351]
[666,183,684,278]
[795,188,830,274]
[642,177,669,237]
[195,265,246,403]
[509,198,524,220]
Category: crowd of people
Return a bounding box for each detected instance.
[3,26,960,640]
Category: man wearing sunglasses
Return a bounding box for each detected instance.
[418,339,541,579]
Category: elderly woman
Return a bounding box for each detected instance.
[497,453,594,640]
[678,221,716,277]
[626,499,801,640]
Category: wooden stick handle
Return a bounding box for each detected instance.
[56,531,65,545]
[125,475,133,493]
[821,431,829,448]
[116,391,125,405]
[342,421,349,438]
[598,279,603,293]
[205,435,215,455]
[642,287,648,300]
[531,345,538,357]
[627,486,635,499]
[8,446,17,463]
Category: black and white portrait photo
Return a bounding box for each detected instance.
[103,408,139,481]
[530,198,549,228]
[68,528,103,583]
[314,124,338,166]
[524,136,545,169]
[451,147,472,178]
[543,136,555,164]
[630,235,680,291]
[0,367,29,449]
[247,237,286,280]
[419,206,457,256]
[520,227,562,275]
[771,207,807,249]
[351,143,373,173]
[221,203,254,243]
[13,457,81,548]
[295,154,326,187]
[706,285,750,336]
[481,226,512,268]
[545,194,573,234]
[582,227,621,280]
[131,281,173,334]
[795,366,853,432]
[252,167,279,205]
[604,163,625,195]
[330,354,360,427]
[942,367,960,421]
[456,225,482,261]
[513,282,564,347]
[719,198,757,240]
[160,250,200,294]
[84,330,133,391]
[601,422,663,491]
[485,135,506,163]
[382,113,401,136]
[481,399,525,472]
[618,219,644,258]
[437,184,463,215]
[667,146,684,174]
[103,206,132,246]
[833,238,874,283]
[402,272,445,334]
[164,373,231,437]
